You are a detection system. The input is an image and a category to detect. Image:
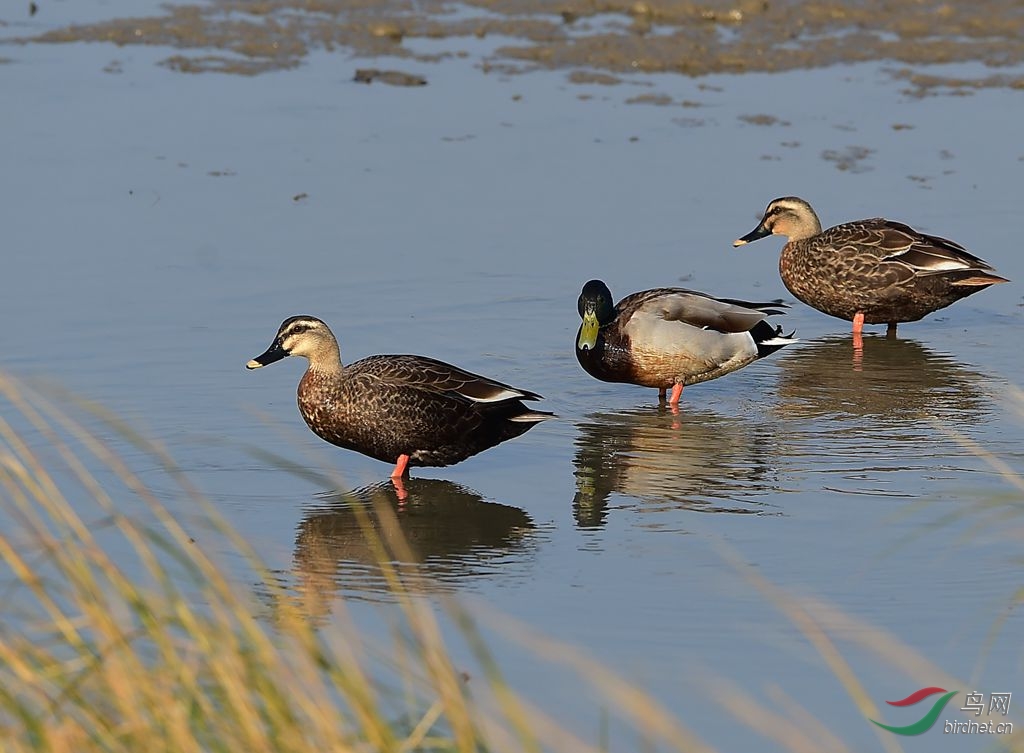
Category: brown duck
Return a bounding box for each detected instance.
[733,196,1008,339]
[247,316,553,480]
[576,280,796,406]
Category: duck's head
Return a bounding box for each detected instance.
[577,280,614,351]
[246,315,339,369]
[733,196,822,246]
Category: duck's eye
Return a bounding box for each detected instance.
[289,324,309,335]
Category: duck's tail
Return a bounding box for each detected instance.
[751,321,798,358]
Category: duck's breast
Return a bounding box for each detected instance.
[623,310,758,385]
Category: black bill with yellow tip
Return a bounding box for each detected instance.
[733,223,771,247]
[246,339,288,369]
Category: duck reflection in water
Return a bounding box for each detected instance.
[292,478,536,615]
[572,406,780,528]
[774,335,992,425]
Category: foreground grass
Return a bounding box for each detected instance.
[0,371,720,753]
[0,370,1020,752]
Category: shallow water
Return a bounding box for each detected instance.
[3,2,1024,750]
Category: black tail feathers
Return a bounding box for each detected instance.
[751,321,798,358]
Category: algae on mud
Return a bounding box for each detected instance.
[18,0,1024,91]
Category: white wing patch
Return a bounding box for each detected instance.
[460,386,524,403]
[889,254,972,272]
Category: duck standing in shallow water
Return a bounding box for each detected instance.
[575,280,796,407]
[733,196,1008,341]
[247,316,553,482]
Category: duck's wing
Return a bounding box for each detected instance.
[834,218,999,276]
[617,288,784,335]
[886,221,1000,274]
[353,355,542,403]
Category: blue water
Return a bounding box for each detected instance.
[2,4,1022,750]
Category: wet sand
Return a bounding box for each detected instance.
[21,0,1024,91]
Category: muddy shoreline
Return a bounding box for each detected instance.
[16,0,1024,91]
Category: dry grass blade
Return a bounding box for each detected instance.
[473,607,717,753]
[708,677,850,753]
[717,544,906,753]
[766,684,852,752]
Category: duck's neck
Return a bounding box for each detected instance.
[789,209,822,241]
[305,340,345,377]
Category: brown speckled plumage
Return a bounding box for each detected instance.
[575,280,796,399]
[735,196,1009,327]
[247,316,552,472]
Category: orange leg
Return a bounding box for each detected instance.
[852,311,865,352]
[668,383,683,405]
[391,475,408,502]
[391,453,410,479]
[852,312,865,335]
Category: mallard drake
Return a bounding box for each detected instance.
[733,196,1009,338]
[247,316,553,479]
[575,280,796,405]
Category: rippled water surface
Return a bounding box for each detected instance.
[3,2,1023,750]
